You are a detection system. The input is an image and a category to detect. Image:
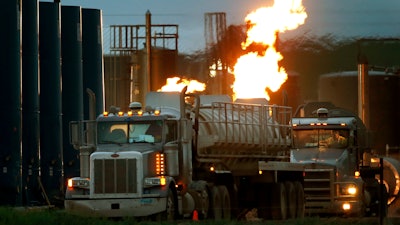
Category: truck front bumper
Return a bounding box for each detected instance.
[65,197,166,218]
[306,199,364,216]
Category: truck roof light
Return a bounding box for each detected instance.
[317,108,328,117]
[137,110,143,116]
[118,111,124,116]
[154,108,161,116]
[103,111,109,117]
[129,102,142,110]
[127,111,133,117]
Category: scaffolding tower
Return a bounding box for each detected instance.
[105,13,178,111]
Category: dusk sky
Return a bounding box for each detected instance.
[45,0,400,53]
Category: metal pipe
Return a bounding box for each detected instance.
[357,63,369,129]
[145,10,152,98]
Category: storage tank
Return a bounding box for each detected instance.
[22,0,41,205]
[103,47,177,112]
[0,0,22,206]
[318,71,400,154]
[61,5,84,183]
[138,47,178,93]
[269,70,302,111]
[82,8,104,118]
[39,1,63,205]
[103,55,132,112]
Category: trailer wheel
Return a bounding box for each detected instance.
[285,182,296,219]
[210,186,222,220]
[293,181,305,218]
[218,185,231,220]
[271,182,287,220]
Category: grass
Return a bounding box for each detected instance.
[0,207,394,225]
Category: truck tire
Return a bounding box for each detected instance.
[211,186,222,220]
[285,182,296,219]
[187,187,210,219]
[189,181,211,219]
[218,185,231,220]
[155,186,177,221]
[293,181,305,218]
[271,182,287,220]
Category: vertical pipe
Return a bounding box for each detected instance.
[39,2,63,206]
[0,0,22,206]
[82,8,105,118]
[358,63,370,130]
[22,0,40,206]
[61,5,83,183]
[145,10,152,96]
[379,157,385,225]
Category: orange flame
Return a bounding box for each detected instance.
[232,0,307,101]
[158,77,206,93]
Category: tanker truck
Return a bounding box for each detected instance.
[290,102,400,217]
[64,88,306,220]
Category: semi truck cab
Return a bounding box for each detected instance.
[65,97,184,219]
[290,107,384,216]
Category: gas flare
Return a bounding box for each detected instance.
[158,77,206,93]
[232,0,307,101]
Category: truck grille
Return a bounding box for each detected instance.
[303,168,334,212]
[93,158,137,194]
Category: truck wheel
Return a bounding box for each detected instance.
[271,182,287,220]
[285,182,296,219]
[218,185,231,220]
[165,187,177,220]
[155,186,177,221]
[211,186,222,220]
[189,181,211,219]
[293,181,305,218]
[199,185,211,219]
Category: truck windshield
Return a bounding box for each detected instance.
[293,129,349,148]
[97,120,163,144]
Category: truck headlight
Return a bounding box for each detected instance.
[144,176,166,187]
[67,177,90,189]
[340,184,357,195]
[347,186,357,195]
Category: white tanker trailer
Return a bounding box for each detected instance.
[64,89,306,220]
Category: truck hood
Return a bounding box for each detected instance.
[290,147,349,167]
[96,143,161,153]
